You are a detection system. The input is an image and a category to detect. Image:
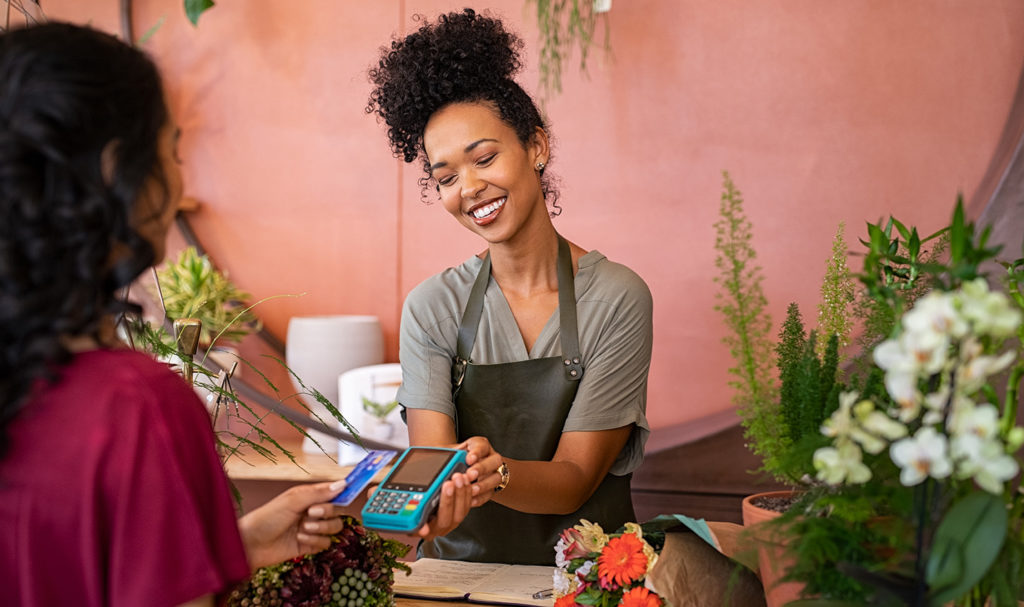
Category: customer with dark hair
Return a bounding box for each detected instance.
[367,9,653,565]
[0,23,347,607]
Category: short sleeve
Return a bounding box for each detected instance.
[395,277,462,421]
[102,362,250,606]
[563,264,653,475]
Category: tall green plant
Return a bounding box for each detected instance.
[773,304,841,482]
[713,171,779,470]
[816,222,855,362]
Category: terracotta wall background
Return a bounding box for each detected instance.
[43,0,1024,432]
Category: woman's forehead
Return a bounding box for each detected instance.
[424,102,514,155]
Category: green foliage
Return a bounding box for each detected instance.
[849,224,949,379]
[155,246,261,347]
[927,492,1007,606]
[772,304,842,482]
[713,171,779,472]
[529,0,608,101]
[362,396,399,421]
[816,222,855,361]
[184,0,215,26]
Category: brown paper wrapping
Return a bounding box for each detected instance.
[647,522,766,607]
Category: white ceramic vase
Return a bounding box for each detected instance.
[285,315,384,453]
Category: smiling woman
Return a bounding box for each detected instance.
[366,8,654,565]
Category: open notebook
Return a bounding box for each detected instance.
[393,558,555,607]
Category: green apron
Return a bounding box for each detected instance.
[420,235,635,565]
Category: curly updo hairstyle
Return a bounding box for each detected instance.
[367,8,559,209]
[0,23,170,455]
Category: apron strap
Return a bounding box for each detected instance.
[454,235,584,389]
[555,236,584,381]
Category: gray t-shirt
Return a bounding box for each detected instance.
[396,250,652,475]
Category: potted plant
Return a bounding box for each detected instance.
[154,246,261,351]
[714,171,860,604]
[714,171,956,604]
[718,176,1024,604]
[774,203,1024,606]
[127,247,354,482]
[362,396,400,442]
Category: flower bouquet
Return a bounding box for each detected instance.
[553,519,666,607]
[226,516,410,607]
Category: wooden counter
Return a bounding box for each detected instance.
[222,441,352,482]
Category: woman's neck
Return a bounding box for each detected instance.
[486,226,562,297]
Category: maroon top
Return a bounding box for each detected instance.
[0,349,251,606]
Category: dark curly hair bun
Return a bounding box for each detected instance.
[367,8,543,165]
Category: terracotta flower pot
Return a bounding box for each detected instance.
[742,491,805,607]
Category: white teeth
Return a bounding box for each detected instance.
[471,197,506,219]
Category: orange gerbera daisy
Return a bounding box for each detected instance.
[620,586,663,607]
[597,533,648,588]
[555,592,579,607]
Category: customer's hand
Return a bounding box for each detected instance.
[238,479,347,570]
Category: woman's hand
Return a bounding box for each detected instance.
[238,479,347,571]
[414,435,504,540]
[457,436,504,507]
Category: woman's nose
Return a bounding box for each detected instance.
[461,170,485,199]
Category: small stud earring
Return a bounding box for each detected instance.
[535,162,546,172]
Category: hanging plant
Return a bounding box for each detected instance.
[184,0,215,26]
[529,0,611,100]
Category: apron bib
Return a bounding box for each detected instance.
[420,236,635,565]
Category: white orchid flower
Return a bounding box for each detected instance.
[951,433,1019,494]
[899,328,950,376]
[814,440,872,485]
[959,278,1022,338]
[886,377,923,423]
[949,402,1000,442]
[874,339,925,418]
[957,350,1016,394]
[890,427,952,486]
[821,390,860,438]
[857,410,908,452]
[903,290,967,339]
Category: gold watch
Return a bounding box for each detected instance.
[494,462,510,492]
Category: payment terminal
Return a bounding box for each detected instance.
[360,447,468,533]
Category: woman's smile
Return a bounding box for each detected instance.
[469,196,507,224]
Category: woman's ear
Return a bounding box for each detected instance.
[529,127,550,167]
[100,139,120,186]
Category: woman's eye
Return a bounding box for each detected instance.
[477,153,496,166]
[437,175,456,187]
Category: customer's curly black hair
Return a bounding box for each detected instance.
[366,8,559,210]
[0,23,170,456]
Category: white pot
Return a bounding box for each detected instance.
[285,315,384,454]
[337,363,408,465]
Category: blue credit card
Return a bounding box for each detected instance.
[332,450,398,506]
